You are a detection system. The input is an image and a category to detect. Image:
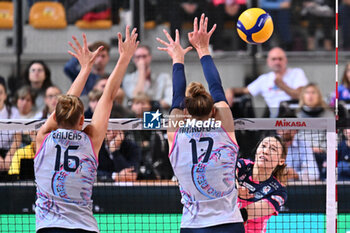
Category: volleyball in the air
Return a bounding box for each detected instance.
[236,8,274,44]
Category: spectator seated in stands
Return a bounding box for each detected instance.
[94,75,125,106]
[16,60,53,112]
[277,129,320,182]
[130,92,173,180]
[338,129,350,181]
[131,92,152,118]
[35,85,61,119]
[297,83,333,118]
[296,83,333,180]
[7,131,36,180]
[122,45,172,111]
[84,89,103,119]
[14,86,38,119]
[338,62,350,101]
[4,86,40,177]
[97,130,141,182]
[64,41,110,96]
[0,76,19,119]
[0,77,20,180]
[226,47,308,117]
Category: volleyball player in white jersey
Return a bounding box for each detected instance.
[34,27,139,233]
[157,14,244,232]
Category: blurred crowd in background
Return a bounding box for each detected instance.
[0,0,348,184]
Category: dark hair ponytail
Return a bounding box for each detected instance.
[271,136,287,183]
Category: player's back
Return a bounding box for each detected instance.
[34,128,99,232]
[169,125,242,228]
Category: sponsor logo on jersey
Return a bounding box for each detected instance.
[271,195,285,206]
[270,181,279,190]
[254,192,263,199]
[275,119,306,127]
[242,182,256,192]
[262,185,271,194]
[239,174,246,181]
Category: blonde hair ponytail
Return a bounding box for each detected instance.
[55,95,84,128]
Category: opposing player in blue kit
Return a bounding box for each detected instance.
[157,14,245,232]
[34,27,139,233]
[236,136,288,233]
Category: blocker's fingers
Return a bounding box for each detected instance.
[68,41,79,54]
[125,25,130,40]
[68,50,78,59]
[163,29,174,43]
[208,24,217,36]
[131,27,137,37]
[156,37,170,47]
[184,46,193,54]
[193,17,198,32]
[204,17,208,32]
[82,33,88,48]
[199,13,205,31]
[157,47,168,52]
[92,46,104,60]
[72,36,82,51]
[175,29,180,43]
[117,32,123,42]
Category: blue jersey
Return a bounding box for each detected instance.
[236,159,287,233]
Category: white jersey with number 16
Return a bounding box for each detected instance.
[34,128,99,232]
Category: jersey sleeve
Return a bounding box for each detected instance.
[236,158,253,181]
[264,189,287,215]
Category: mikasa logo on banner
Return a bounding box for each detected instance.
[275,120,306,127]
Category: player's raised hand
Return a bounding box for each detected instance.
[118,26,139,60]
[156,29,192,64]
[188,13,216,57]
[68,33,104,69]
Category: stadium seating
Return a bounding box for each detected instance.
[75,19,112,29]
[0,1,13,29]
[29,2,67,29]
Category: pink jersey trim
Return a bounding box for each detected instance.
[34,133,50,159]
[221,126,239,149]
[168,128,179,158]
[87,135,99,163]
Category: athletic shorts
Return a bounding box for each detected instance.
[37,228,97,233]
[180,222,245,233]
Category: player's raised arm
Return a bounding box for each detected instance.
[84,26,139,155]
[188,13,237,144]
[156,29,192,142]
[36,34,104,147]
[66,34,104,96]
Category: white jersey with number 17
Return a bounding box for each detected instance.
[169,126,243,228]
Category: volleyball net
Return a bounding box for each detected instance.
[0,118,342,233]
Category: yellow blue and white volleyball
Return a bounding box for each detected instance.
[237,8,274,44]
